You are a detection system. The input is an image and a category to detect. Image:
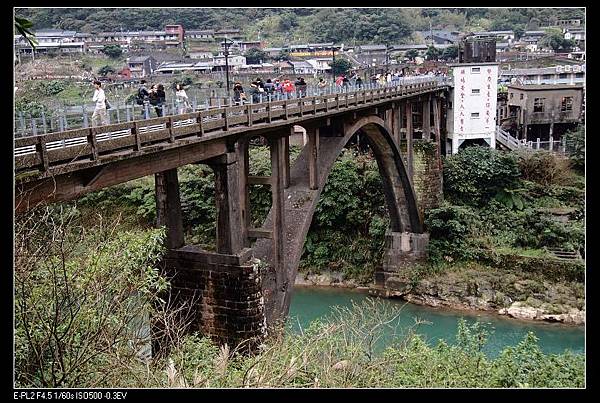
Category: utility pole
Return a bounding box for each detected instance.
[429,18,434,47]
[222,37,233,94]
[331,44,336,78]
[385,43,390,74]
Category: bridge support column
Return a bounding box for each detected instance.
[422,96,431,140]
[236,140,251,248]
[281,131,291,189]
[372,231,430,297]
[269,136,286,308]
[307,127,319,190]
[405,101,414,183]
[208,152,242,255]
[432,96,442,170]
[155,168,184,250]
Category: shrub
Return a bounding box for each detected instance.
[443,147,521,206]
[15,207,169,387]
[515,149,573,186]
[424,204,484,261]
[564,126,584,172]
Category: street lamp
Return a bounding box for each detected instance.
[221,37,234,94]
[331,44,336,78]
[385,44,393,75]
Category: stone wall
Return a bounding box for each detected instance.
[399,139,443,218]
[412,140,443,216]
[161,245,267,349]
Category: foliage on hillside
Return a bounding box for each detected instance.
[16,8,584,46]
[427,147,584,263]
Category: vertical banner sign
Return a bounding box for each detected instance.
[458,68,466,134]
[485,68,493,128]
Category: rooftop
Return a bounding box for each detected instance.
[507,83,584,91]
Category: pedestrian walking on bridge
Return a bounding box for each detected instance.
[175,83,190,114]
[91,80,109,127]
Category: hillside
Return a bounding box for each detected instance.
[15,8,585,47]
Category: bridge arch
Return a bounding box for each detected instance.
[251,114,423,325]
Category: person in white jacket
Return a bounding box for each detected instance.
[91,80,108,127]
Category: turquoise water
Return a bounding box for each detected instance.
[287,287,585,357]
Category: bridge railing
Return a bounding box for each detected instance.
[15,78,446,174]
[495,126,568,154]
[14,76,444,138]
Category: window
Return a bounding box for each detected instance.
[534,98,545,113]
[471,67,481,73]
[559,73,568,79]
[510,93,514,99]
[575,72,584,78]
[542,74,553,79]
[561,96,573,112]
[520,93,524,100]
[448,101,453,109]
[471,89,480,95]
[471,112,480,119]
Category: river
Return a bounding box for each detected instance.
[287,286,585,357]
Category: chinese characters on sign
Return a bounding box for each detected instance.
[485,68,493,127]
[458,69,466,133]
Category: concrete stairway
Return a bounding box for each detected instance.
[546,247,582,260]
[495,126,523,151]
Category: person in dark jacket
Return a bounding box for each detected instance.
[264,78,275,95]
[149,84,166,117]
[295,77,307,98]
[233,82,246,104]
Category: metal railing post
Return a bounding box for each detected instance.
[83,105,88,128]
[19,111,25,135]
[41,110,47,133]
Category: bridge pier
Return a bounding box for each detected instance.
[423,96,431,140]
[161,246,266,351]
[155,168,184,249]
[207,152,243,255]
[372,231,430,297]
[405,101,414,183]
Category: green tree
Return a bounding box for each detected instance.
[564,126,585,172]
[330,58,352,76]
[244,47,268,64]
[98,65,115,76]
[425,45,440,61]
[514,27,526,40]
[102,44,122,58]
[405,49,419,61]
[441,45,458,61]
[14,15,37,47]
[276,50,290,61]
[540,29,576,52]
[443,146,521,206]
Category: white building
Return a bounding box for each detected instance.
[500,65,585,86]
[306,58,332,75]
[446,62,499,154]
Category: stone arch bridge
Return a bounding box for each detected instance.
[15,80,449,348]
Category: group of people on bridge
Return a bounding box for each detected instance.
[233,76,310,104]
[91,79,192,126]
[88,71,444,127]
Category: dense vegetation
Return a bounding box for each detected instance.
[14,206,584,388]
[14,142,585,388]
[16,8,584,46]
[426,146,584,264]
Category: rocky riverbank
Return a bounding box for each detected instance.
[295,266,585,326]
